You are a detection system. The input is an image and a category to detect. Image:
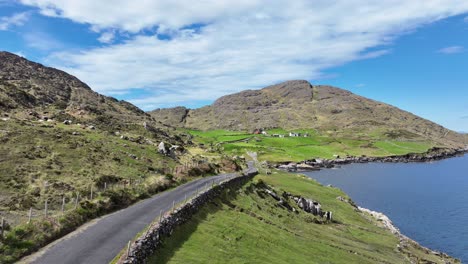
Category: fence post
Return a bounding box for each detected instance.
[44,200,48,218]
[159,210,162,223]
[61,197,66,214]
[1,217,4,237]
[75,193,79,209]
[28,207,32,223]
[90,186,93,200]
[104,182,107,190]
[172,200,175,213]
[127,240,131,258]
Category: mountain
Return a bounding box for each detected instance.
[149,80,467,148]
[0,51,169,133]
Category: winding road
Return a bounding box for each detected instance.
[23,170,246,264]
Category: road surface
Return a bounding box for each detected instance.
[25,172,241,264]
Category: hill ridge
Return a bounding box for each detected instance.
[149,80,467,148]
[0,51,159,128]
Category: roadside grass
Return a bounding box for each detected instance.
[148,171,451,264]
[187,129,434,162]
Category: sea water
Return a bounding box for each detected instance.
[301,154,468,262]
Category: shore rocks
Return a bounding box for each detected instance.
[276,147,468,172]
[359,207,399,234]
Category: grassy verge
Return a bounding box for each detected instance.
[0,176,178,263]
[147,171,458,264]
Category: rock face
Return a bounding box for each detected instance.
[149,80,467,148]
[257,183,333,221]
[148,106,189,126]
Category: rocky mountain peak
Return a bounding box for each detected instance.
[0,51,156,130]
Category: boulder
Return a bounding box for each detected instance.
[265,189,280,201]
[158,142,167,155]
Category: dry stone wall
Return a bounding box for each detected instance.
[119,169,258,264]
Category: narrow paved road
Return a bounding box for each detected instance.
[25,172,240,264]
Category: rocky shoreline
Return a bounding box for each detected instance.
[276,147,468,172]
[358,206,460,263]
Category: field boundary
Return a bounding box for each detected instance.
[117,164,258,264]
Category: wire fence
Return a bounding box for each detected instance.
[0,178,150,236]
[0,166,227,241]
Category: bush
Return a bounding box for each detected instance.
[164,174,174,181]
[253,179,266,187]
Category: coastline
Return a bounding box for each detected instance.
[276,147,468,172]
[290,149,466,263]
[358,206,460,263]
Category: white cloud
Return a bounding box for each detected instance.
[23,31,63,51]
[20,0,261,32]
[438,45,464,54]
[97,31,115,43]
[0,12,29,30]
[20,1,468,109]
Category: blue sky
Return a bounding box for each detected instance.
[0,1,467,131]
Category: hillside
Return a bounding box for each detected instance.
[148,171,459,264]
[0,51,175,135]
[149,80,467,149]
[0,52,241,263]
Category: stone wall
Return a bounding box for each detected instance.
[119,168,258,264]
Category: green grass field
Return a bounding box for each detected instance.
[187,129,435,162]
[148,171,455,264]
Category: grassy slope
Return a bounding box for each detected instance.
[0,119,176,212]
[0,119,180,262]
[0,119,239,263]
[149,171,455,264]
[187,129,434,162]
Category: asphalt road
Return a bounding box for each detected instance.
[26,172,240,264]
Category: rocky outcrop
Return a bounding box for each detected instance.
[256,184,333,222]
[119,165,258,264]
[276,147,468,172]
[148,106,189,127]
